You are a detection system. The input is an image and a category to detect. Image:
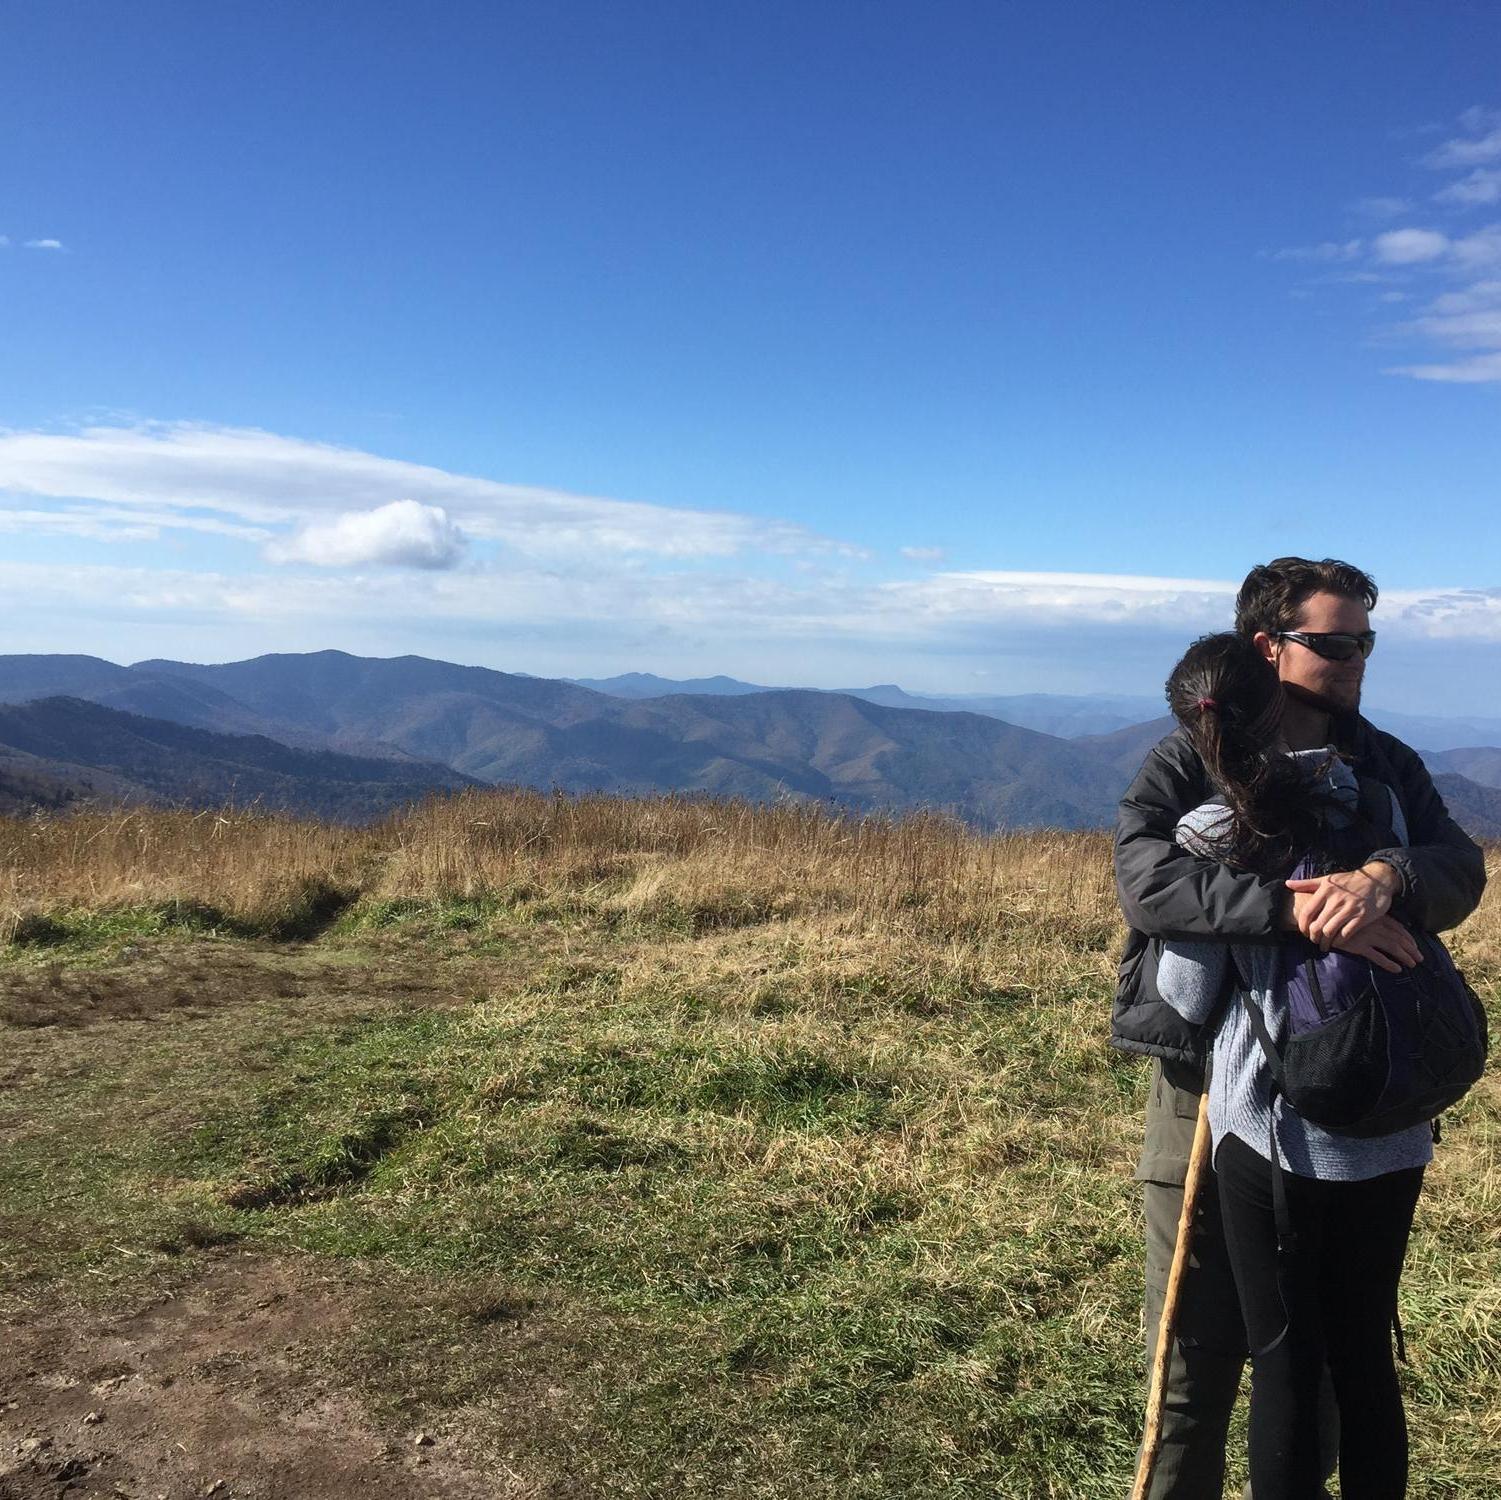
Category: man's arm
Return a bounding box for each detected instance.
[1367,733,1487,933]
[1114,731,1288,942]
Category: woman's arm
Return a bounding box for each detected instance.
[1115,732,1289,942]
[1156,940,1232,1024]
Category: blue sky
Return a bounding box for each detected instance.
[2,3,1499,713]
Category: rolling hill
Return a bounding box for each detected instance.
[0,697,482,822]
[1,652,1497,835]
[131,654,1124,828]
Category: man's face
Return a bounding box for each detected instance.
[1254,589,1370,714]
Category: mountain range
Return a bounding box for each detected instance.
[1,652,1498,836]
[0,695,479,822]
[570,671,1501,753]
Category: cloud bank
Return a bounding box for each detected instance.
[0,421,862,562]
[1,557,1496,651]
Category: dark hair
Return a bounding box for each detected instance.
[1166,633,1330,875]
[1234,557,1378,641]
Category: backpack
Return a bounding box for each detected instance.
[1241,844,1489,1141]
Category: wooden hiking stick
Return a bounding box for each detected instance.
[1130,1089,1213,1500]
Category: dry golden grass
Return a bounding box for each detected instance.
[3,786,1493,974]
[0,789,1122,953]
[0,803,375,939]
[1,790,1497,1497]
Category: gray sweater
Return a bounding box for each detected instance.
[1156,747,1434,1181]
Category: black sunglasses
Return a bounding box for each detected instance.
[1273,629,1376,661]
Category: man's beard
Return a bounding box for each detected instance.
[1284,678,1361,717]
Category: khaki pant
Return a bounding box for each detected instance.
[1138,1060,1337,1500]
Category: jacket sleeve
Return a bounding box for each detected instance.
[1115,733,1288,942]
[1366,734,1487,933]
[1157,940,1230,1024]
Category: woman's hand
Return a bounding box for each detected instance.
[1285,862,1402,949]
[1330,914,1423,973]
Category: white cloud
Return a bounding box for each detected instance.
[265,500,468,569]
[1383,585,1501,636]
[0,509,160,543]
[1271,239,1363,263]
[1435,168,1501,207]
[1372,228,1450,264]
[0,497,272,544]
[1385,279,1501,381]
[23,238,64,251]
[1383,352,1501,383]
[1424,110,1501,169]
[1405,309,1501,350]
[871,570,1240,636]
[1275,110,1501,383]
[0,421,864,562]
[1423,279,1501,316]
[1450,224,1501,268]
[3,561,1496,650]
[900,545,946,563]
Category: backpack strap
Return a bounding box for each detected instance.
[1238,988,1299,1258]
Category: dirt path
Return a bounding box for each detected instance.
[0,1251,540,1500]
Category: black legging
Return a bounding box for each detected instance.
[1214,1130,1424,1500]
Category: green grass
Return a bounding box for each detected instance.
[1,879,358,962]
[2,895,1497,1498]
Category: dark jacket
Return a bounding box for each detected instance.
[1112,715,1487,1075]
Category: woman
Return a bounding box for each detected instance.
[1154,631,1431,1500]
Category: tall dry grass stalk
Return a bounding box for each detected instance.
[0,805,378,941]
[1,789,1494,971]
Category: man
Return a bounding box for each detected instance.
[1113,557,1486,1498]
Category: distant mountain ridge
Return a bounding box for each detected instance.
[1,652,1497,835]
[571,670,1501,749]
[0,696,481,821]
[0,653,1124,829]
[131,653,1125,828]
[1425,746,1501,791]
[570,671,1165,737]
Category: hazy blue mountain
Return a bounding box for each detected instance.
[1423,746,1501,790]
[116,656,1127,828]
[1430,774,1501,839]
[573,671,1162,736]
[0,697,481,822]
[825,686,1164,737]
[1363,707,1501,753]
[0,654,141,699]
[1073,716,1179,780]
[3,652,1497,836]
[568,672,775,699]
[935,692,1165,738]
[0,652,310,742]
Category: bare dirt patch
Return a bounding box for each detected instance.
[0,942,482,1033]
[0,1250,546,1500]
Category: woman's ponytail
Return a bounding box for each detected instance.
[1165,633,1323,874]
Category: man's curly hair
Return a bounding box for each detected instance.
[1234,557,1377,641]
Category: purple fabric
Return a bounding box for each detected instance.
[1282,947,1372,1034]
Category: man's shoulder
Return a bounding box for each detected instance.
[1141,722,1195,760]
[1136,724,1200,777]
[1118,724,1206,813]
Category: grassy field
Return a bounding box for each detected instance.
[1,792,1497,1498]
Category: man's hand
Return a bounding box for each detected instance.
[1330,914,1423,974]
[1285,862,1402,949]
